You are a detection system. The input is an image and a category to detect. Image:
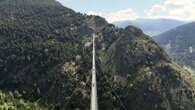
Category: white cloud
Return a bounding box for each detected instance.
[87,8,139,23]
[146,0,195,21]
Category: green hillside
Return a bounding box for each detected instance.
[154,22,195,70]
[0,90,47,110]
[0,0,195,110]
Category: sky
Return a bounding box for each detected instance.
[57,0,195,23]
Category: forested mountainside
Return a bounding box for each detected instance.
[1,0,195,110]
[0,90,46,110]
[154,22,195,70]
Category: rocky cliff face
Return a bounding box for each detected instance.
[0,0,195,110]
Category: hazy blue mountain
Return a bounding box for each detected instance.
[154,22,195,69]
[114,19,186,36]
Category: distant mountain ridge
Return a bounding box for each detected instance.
[114,18,186,36]
[154,22,195,69]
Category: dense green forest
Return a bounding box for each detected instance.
[0,0,195,110]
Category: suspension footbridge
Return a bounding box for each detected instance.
[90,34,98,110]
